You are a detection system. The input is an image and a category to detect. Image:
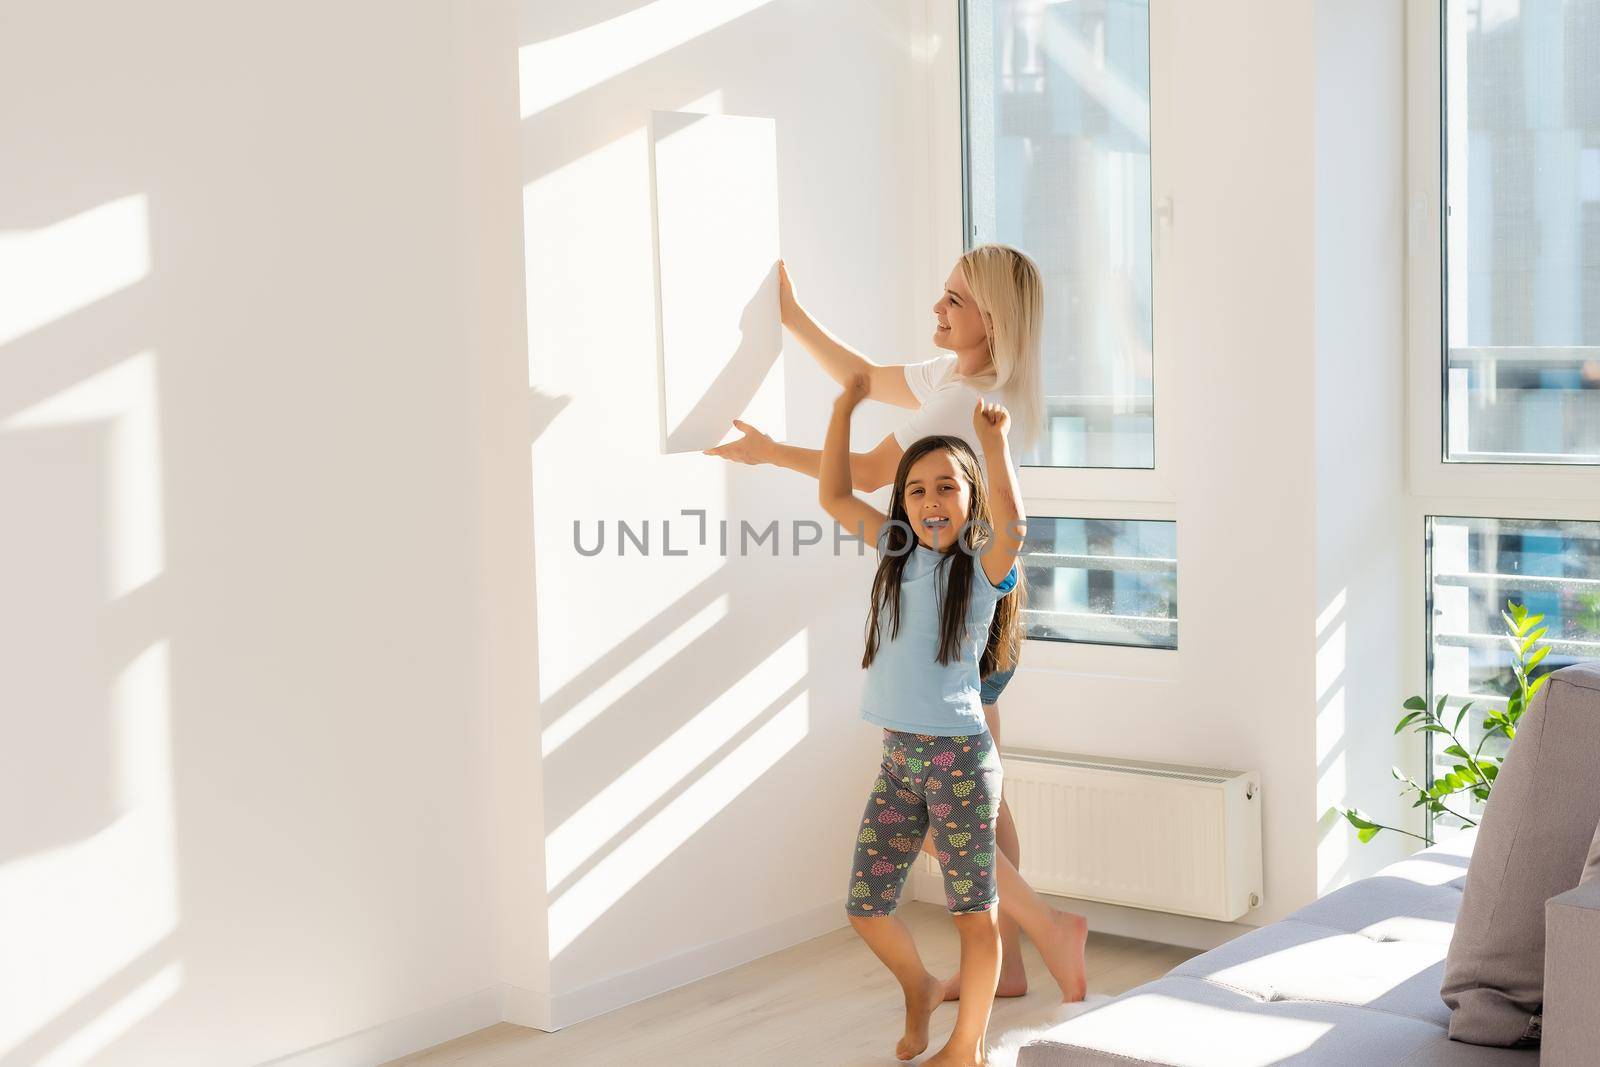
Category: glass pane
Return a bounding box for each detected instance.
[965,0,1154,468]
[1427,516,1600,820]
[1444,0,1600,462]
[1020,517,1176,647]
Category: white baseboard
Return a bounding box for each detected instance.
[256,986,501,1067]
[544,899,845,1031]
[908,856,1254,953]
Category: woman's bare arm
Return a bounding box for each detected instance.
[781,261,918,409]
[704,423,903,492]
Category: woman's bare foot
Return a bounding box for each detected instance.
[938,962,1026,1002]
[1044,910,1088,1003]
[896,972,944,1061]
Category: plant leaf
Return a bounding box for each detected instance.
[1342,809,1377,830]
[1402,695,1428,711]
[1395,711,1422,734]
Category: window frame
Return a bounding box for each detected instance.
[1408,0,1600,835]
[948,0,1179,505]
[929,0,1181,668]
[1405,1,1600,500]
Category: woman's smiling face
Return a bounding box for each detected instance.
[902,449,972,552]
[932,263,990,375]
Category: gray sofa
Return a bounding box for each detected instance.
[1020,663,1600,1067]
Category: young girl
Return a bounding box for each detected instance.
[819,372,1023,1067]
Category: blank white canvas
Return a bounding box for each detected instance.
[649,111,784,454]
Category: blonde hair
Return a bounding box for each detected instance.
[957,244,1044,452]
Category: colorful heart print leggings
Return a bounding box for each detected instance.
[847,728,1003,916]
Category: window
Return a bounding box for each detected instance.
[963,0,1154,469]
[1414,3,1600,836]
[1443,0,1600,463]
[1020,517,1176,648]
[1427,516,1600,793]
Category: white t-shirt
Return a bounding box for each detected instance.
[893,354,1005,466]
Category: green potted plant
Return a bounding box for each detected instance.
[1341,599,1551,845]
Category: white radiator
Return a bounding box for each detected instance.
[914,748,1262,922]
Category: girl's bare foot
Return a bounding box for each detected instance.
[923,1044,985,1067]
[896,972,943,1061]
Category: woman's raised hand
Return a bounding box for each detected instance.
[973,398,1011,442]
[703,419,774,465]
[777,259,798,326]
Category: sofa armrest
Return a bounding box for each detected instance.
[1544,879,1600,1063]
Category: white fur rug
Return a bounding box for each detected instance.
[982,994,1113,1067]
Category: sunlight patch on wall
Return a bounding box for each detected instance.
[541,596,730,757]
[34,963,183,1067]
[4,353,165,599]
[0,641,179,1060]
[545,628,803,888]
[547,691,808,958]
[519,0,777,118]
[0,196,149,346]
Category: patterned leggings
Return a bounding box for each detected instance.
[846,728,1003,917]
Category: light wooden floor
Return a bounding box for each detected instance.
[387,903,1198,1067]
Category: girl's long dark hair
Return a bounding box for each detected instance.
[861,435,1025,680]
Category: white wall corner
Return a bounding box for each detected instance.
[499,982,555,1033]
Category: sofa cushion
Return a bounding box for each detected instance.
[1287,831,1469,948]
[1441,662,1600,1047]
[1167,920,1453,1028]
[1016,834,1529,1066]
[1014,973,1537,1067]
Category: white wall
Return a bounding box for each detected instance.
[515,0,938,1028]
[0,2,527,1064]
[1312,0,1414,890]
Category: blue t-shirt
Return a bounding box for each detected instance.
[859,527,1018,736]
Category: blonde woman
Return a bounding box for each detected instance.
[707,246,1088,1003]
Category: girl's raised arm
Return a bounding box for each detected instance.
[819,373,889,547]
[781,260,918,409]
[973,399,1026,587]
